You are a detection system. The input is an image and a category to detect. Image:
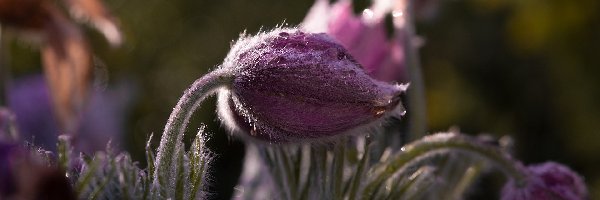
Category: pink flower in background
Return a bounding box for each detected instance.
[302,0,407,83]
[501,162,587,200]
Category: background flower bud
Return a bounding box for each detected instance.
[501,162,587,200]
[217,29,406,143]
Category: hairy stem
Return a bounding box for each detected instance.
[332,139,345,199]
[450,162,484,199]
[153,68,232,198]
[348,138,371,200]
[362,133,528,199]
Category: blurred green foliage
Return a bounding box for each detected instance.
[5,0,600,198]
[421,0,600,198]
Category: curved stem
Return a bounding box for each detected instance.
[450,161,484,199]
[348,137,371,200]
[361,133,528,199]
[404,0,427,141]
[153,68,232,197]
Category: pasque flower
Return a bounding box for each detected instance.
[0,0,121,133]
[302,0,407,82]
[501,162,587,200]
[154,28,405,196]
[216,29,406,142]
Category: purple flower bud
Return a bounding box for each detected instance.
[501,162,587,200]
[217,29,406,143]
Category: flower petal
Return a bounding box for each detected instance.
[301,0,407,82]
[301,0,331,33]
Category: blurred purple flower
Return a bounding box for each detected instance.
[501,162,587,200]
[302,0,407,82]
[217,29,406,143]
[7,74,134,153]
[0,108,18,140]
[0,141,75,199]
[0,141,18,196]
[8,76,58,148]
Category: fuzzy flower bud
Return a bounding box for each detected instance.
[501,162,587,200]
[217,28,406,143]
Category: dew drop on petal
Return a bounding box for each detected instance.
[279,32,290,37]
[372,106,387,117]
[399,110,407,116]
[250,125,258,136]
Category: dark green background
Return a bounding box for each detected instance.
[7,0,600,198]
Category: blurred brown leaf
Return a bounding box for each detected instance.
[63,0,122,46]
[0,0,120,134]
[0,0,48,31]
[41,6,92,133]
